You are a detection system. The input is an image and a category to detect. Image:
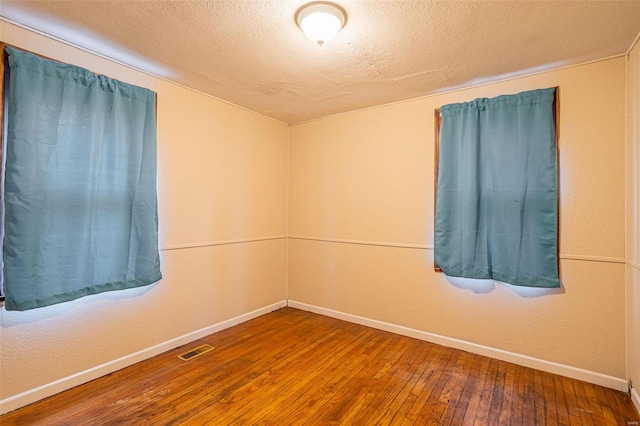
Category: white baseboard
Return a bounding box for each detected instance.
[287,300,629,392]
[0,300,287,415]
[632,387,640,416]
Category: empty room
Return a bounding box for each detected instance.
[1,0,640,424]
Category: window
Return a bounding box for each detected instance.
[1,45,162,310]
[434,88,560,288]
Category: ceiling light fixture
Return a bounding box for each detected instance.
[296,2,346,46]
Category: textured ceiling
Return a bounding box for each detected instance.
[1,1,639,124]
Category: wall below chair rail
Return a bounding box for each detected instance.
[288,56,628,380]
[0,20,289,412]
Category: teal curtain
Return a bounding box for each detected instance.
[3,47,162,311]
[435,88,559,288]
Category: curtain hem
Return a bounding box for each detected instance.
[4,272,163,311]
[439,267,560,289]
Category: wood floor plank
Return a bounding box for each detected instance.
[458,353,491,424]
[287,331,400,424]
[559,375,583,426]
[205,323,370,425]
[574,381,596,425]
[385,344,453,424]
[268,328,385,425]
[428,351,475,425]
[247,329,370,422]
[530,368,545,425]
[496,361,517,425]
[365,343,437,424]
[1,307,638,425]
[343,339,433,425]
[176,326,346,423]
[411,349,462,424]
[486,358,508,423]
[472,357,502,425]
[552,373,571,425]
[604,381,640,424]
[301,333,410,424]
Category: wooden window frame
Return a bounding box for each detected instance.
[433,108,442,273]
[1,43,7,301]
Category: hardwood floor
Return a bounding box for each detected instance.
[2,307,638,425]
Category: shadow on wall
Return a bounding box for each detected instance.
[444,275,565,298]
[0,283,158,327]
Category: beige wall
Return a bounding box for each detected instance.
[289,57,627,378]
[627,40,640,401]
[0,21,288,402]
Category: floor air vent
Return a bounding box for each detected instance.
[178,344,214,361]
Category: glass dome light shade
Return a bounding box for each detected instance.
[296,3,346,46]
